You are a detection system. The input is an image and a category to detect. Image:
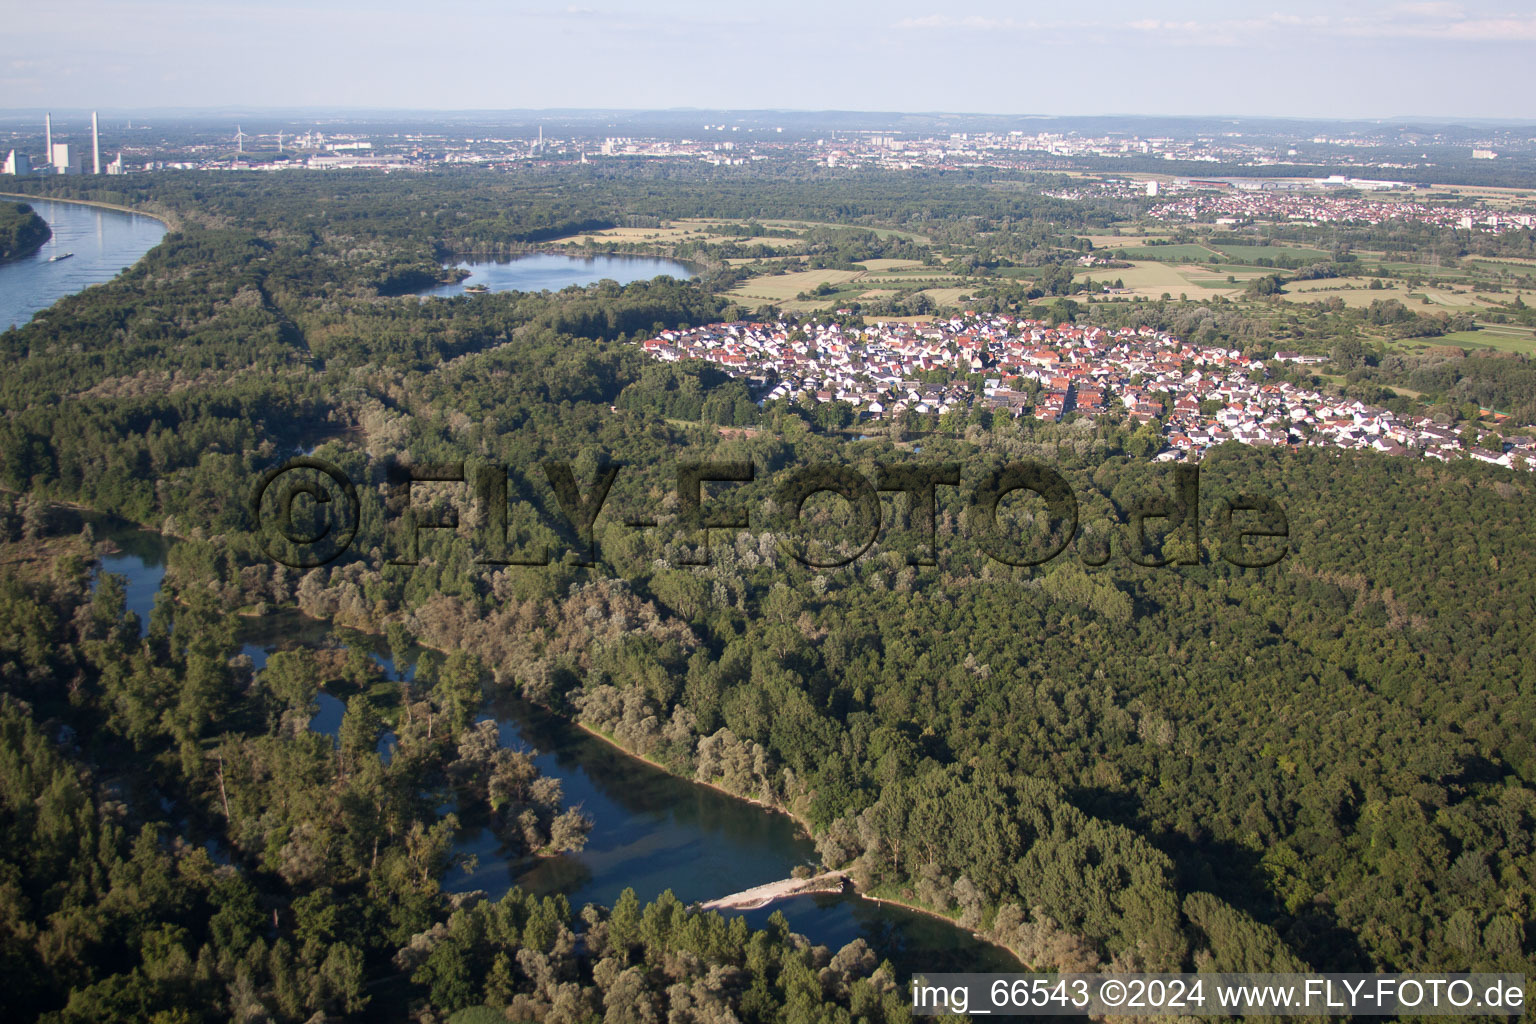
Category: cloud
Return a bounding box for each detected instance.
[893,6,1536,44]
[1363,13,1536,40]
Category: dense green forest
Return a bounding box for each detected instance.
[0,512,912,1022]
[1,167,1533,1020]
[0,201,51,260]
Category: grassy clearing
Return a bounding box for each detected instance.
[1278,281,1495,311]
[727,268,866,303]
[858,258,929,271]
[1084,233,1173,247]
[754,219,933,243]
[1210,243,1332,263]
[1104,243,1219,261]
[550,219,804,251]
[1437,325,1536,355]
[1088,260,1246,299]
[1186,275,1259,289]
[0,533,91,585]
[919,287,975,306]
[862,273,963,286]
[1417,183,1536,208]
[1466,260,1536,285]
[724,255,802,266]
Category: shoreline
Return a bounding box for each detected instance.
[570,719,812,833]
[65,514,1030,969]
[565,718,1026,967]
[0,190,180,232]
[0,204,52,264]
[445,246,705,277]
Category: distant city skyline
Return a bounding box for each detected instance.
[5,1,1535,121]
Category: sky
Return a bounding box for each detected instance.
[5,0,1535,120]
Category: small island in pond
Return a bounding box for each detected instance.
[0,201,52,262]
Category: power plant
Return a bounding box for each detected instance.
[3,112,110,176]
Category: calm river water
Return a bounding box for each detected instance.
[0,196,167,330]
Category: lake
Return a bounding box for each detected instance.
[88,521,1021,979]
[417,252,695,298]
[0,196,168,330]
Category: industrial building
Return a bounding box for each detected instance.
[4,112,107,175]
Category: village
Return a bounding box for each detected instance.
[639,315,1536,470]
[1147,185,1536,233]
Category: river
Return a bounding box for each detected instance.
[87,518,1021,978]
[0,196,168,330]
[10,193,1018,975]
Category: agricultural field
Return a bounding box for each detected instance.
[1208,242,1333,263]
[858,258,930,272]
[551,224,700,244]
[860,272,963,286]
[1086,260,1248,299]
[1436,323,1536,355]
[1276,279,1497,312]
[918,287,975,306]
[1360,257,1474,279]
[1466,259,1536,286]
[753,219,933,243]
[728,259,974,310]
[1083,233,1174,247]
[1183,267,1276,288]
[723,255,803,266]
[1415,183,1536,209]
[549,218,809,251]
[726,267,866,306]
[1103,242,1218,261]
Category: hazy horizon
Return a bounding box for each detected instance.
[2,107,1534,127]
[7,1,1535,121]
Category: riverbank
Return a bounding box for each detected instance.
[566,718,1026,967]
[551,247,709,277]
[0,190,181,233]
[571,719,814,834]
[67,514,1030,970]
[0,201,51,262]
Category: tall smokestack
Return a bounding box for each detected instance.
[92,111,101,175]
[45,113,52,166]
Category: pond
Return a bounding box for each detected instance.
[416,252,695,297]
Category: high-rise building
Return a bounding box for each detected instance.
[3,150,32,176]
